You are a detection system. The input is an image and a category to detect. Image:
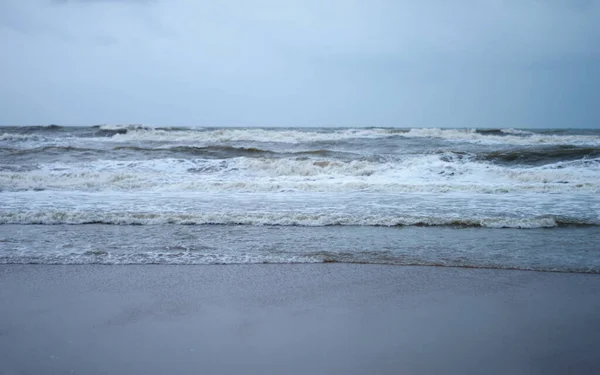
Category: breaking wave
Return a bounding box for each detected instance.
[0,210,595,228]
[92,126,600,146]
[3,125,599,146]
[401,128,600,146]
[100,126,394,144]
[1,151,598,193]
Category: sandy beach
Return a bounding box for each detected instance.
[1,264,599,375]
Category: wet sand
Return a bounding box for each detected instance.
[1,264,599,375]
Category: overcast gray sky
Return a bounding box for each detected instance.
[0,0,598,127]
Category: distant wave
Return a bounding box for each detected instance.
[97,127,600,146]
[0,133,46,141]
[3,126,599,146]
[12,125,65,133]
[5,145,102,154]
[400,128,600,146]
[0,125,72,138]
[114,145,275,157]
[4,139,600,167]
[475,128,532,136]
[2,144,352,161]
[102,127,395,144]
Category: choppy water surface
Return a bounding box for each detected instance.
[1,125,599,272]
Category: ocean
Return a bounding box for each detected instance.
[1,125,599,272]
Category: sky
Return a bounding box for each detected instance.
[0,0,599,128]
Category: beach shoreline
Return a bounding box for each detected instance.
[1,264,600,374]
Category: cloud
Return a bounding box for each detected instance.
[52,0,155,4]
[0,0,599,127]
[89,34,118,45]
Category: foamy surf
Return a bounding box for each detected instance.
[1,125,599,272]
[1,210,590,228]
[4,125,599,146]
[401,128,600,146]
[1,153,598,193]
[94,127,600,146]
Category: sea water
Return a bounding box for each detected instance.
[1,125,599,272]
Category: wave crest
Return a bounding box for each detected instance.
[1,211,595,228]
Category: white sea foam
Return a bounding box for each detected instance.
[97,124,150,130]
[0,249,595,271]
[500,128,534,135]
[87,127,600,146]
[0,210,587,228]
[401,128,600,146]
[101,127,395,144]
[4,126,598,147]
[0,251,322,265]
[1,154,598,193]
